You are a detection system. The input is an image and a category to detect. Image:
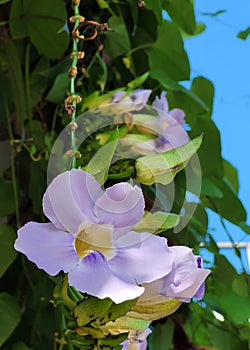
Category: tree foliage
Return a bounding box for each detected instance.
[0,0,249,349]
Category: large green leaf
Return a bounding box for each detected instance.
[0,293,21,346]
[46,72,68,104]
[149,21,190,82]
[1,39,27,126]
[10,0,69,59]
[201,178,247,224]
[143,0,162,22]
[223,159,239,194]
[168,77,224,178]
[164,0,196,34]
[86,128,119,185]
[136,135,202,185]
[104,16,131,58]
[0,225,18,278]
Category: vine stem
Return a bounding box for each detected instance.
[25,42,32,133]
[69,1,81,169]
[4,98,20,228]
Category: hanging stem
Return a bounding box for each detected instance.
[25,42,32,133]
[4,98,20,228]
[66,0,84,169]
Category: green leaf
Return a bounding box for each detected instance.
[104,16,131,58]
[86,128,119,185]
[237,27,250,40]
[0,293,21,346]
[202,178,247,224]
[29,56,50,108]
[143,0,162,22]
[148,319,174,350]
[0,178,17,216]
[164,0,196,34]
[0,0,11,5]
[94,299,137,326]
[127,72,149,89]
[179,22,206,39]
[0,225,18,278]
[149,21,190,82]
[73,296,113,327]
[136,135,202,185]
[46,72,68,104]
[232,274,249,297]
[29,160,47,215]
[96,53,107,91]
[201,177,223,198]
[1,39,27,126]
[10,0,69,59]
[223,159,239,194]
[102,315,150,334]
[133,211,180,234]
[201,10,227,17]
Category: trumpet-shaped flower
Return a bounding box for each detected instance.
[111,89,152,113]
[134,92,189,155]
[138,246,210,304]
[15,169,174,303]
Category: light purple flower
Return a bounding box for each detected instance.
[138,246,210,303]
[134,92,189,155]
[14,169,174,303]
[111,89,151,113]
[121,328,151,350]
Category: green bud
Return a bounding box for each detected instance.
[135,135,203,185]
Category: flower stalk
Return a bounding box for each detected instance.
[65,0,84,169]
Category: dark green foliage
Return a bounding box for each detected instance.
[0,0,249,349]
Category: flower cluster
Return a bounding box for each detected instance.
[110,89,189,155]
[15,169,209,305]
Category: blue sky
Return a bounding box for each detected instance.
[183,0,250,271]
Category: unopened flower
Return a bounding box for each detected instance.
[15,169,174,303]
[139,246,210,303]
[121,328,151,350]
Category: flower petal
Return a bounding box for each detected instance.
[14,222,79,276]
[109,232,173,285]
[152,91,169,114]
[94,183,145,229]
[68,251,144,303]
[43,169,103,234]
[162,246,210,301]
[169,108,186,125]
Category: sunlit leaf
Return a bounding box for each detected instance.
[164,0,196,34]
[86,128,119,185]
[133,211,180,234]
[149,21,190,82]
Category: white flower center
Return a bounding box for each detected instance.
[74,222,116,260]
